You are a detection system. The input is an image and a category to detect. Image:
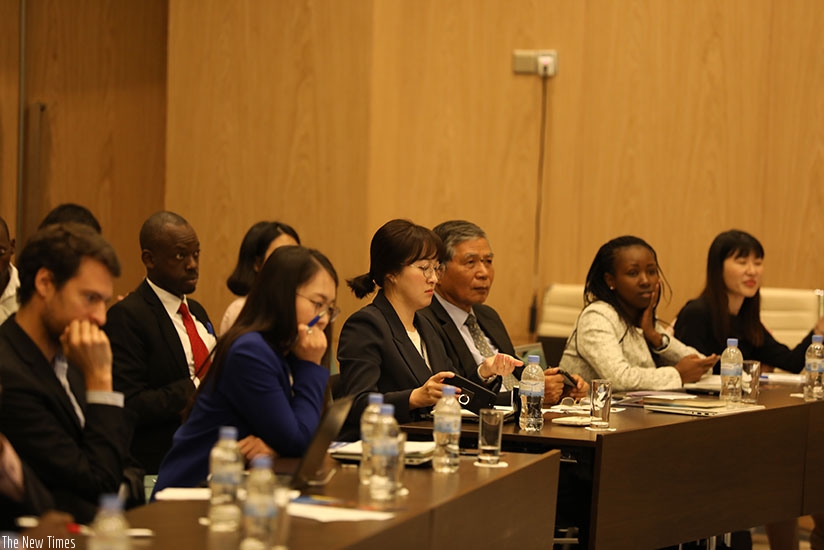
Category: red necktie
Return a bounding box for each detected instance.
[178,302,211,379]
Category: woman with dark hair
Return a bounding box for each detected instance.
[338,219,518,440]
[153,246,338,490]
[219,221,300,335]
[675,229,824,373]
[559,236,716,390]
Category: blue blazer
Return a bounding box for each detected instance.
[337,290,455,441]
[153,331,329,492]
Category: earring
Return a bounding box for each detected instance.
[609,286,615,290]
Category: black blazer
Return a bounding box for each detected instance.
[0,456,55,531]
[0,317,133,523]
[421,297,522,393]
[337,291,455,441]
[105,279,213,473]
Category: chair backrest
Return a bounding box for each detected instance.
[759,287,824,348]
[536,283,585,366]
[537,283,586,337]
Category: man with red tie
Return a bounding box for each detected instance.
[106,211,215,474]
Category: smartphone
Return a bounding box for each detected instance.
[558,369,577,388]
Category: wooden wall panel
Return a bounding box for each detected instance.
[0,0,19,231]
[368,0,560,341]
[166,0,373,326]
[23,0,167,296]
[541,0,824,324]
[166,0,824,345]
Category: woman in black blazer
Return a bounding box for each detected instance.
[337,219,458,440]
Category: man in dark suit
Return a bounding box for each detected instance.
[105,211,215,473]
[421,220,587,405]
[0,223,133,523]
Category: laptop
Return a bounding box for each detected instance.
[329,440,436,466]
[274,395,354,489]
[642,397,763,417]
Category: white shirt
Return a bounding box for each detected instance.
[406,328,431,371]
[0,264,20,325]
[146,278,217,381]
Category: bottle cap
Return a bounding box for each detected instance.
[726,338,739,347]
[98,494,123,511]
[813,335,823,344]
[442,385,456,396]
[379,404,395,416]
[368,393,384,405]
[250,455,273,470]
[218,426,238,441]
[528,354,541,363]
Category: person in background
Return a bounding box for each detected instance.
[0,223,133,523]
[337,219,519,441]
[153,246,337,491]
[675,229,824,373]
[421,220,588,404]
[559,235,716,390]
[675,229,824,550]
[0,216,18,325]
[105,211,215,474]
[220,221,300,335]
[38,203,102,233]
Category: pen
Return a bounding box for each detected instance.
[306,311,326,333]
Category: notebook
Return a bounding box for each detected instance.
[274,395,354,489]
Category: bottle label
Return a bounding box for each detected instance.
[720,363,742,377]
[434,416,460,433]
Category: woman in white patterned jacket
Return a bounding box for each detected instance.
[559,235,717,391]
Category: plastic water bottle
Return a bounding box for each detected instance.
[359,393,384,485]
[432,385,461,473]
[241,455,276,550]
[89,494,129,550]
[369,404,401,500]
[209,426,243,532]
[720,338,743,402]
[804,334,824,402]
[519,354,545,431]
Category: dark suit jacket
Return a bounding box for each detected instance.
[0,317,133,524]
[421,297,522,398]
[105,279,213,473]
[337,290,455,441]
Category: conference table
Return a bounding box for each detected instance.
[404,385,824,549]
[104,451,559,550]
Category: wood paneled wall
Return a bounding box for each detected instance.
[166,0,374,327]
[1,0,168,297]
[167,0,824,343]
[0,0,20,231]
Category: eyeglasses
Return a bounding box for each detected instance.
[410,263,444,279]
[297,294,341,324]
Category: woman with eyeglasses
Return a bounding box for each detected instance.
[153,246,338,491]
[220,220,300,335]
[337,219,461,441]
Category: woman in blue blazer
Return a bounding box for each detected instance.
[153,246,338,491]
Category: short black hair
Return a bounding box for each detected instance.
[39,203,102,233]
[17,223,120,305]
[139,211,189,250]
